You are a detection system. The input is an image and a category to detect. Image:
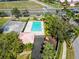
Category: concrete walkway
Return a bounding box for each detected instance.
[62,41,67,59]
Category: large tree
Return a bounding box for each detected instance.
[0,32,24,59]
[44,14,75,42]
[11,8,21,18]
[0,11,8,17]
[22,10,29,17]
[42,42,55,59]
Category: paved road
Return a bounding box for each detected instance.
[0,8,59,16]
[73,37,79,59]
[69,19,78,26]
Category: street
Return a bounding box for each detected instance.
[73,37,79,59]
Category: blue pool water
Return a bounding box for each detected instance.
[31,22,42,31]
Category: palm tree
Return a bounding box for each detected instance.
[44,14,76,48]
[0,32,24,59]
[42,42,55,59]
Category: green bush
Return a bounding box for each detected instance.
[41,42,55,59]
[24,43,33,51]
[0,11,8,17]
[11,8,21,18]
[0,32,24,59]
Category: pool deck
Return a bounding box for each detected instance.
[24,21,44,35]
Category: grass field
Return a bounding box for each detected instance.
[66,44,75,59]
[17,51,31,59]
[14,17,35,22]
[55,42,63,59]
[0,17,9,27]
[15,17,29,22]
[0,1,43,10]
[48,2,63,8]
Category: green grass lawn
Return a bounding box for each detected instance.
[66,44,75,59]
[58,43,63,59]
[0,17,9,27]
[48,2,63,8]
[0,1,43,10]
[40,1,63,9]
[56,42,63,59]
[16,17,29,22]
[15,17,35,22]
[17,51,31,59]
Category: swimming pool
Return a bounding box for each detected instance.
[31,21,42,31]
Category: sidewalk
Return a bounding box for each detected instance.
[62,41,67,59]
